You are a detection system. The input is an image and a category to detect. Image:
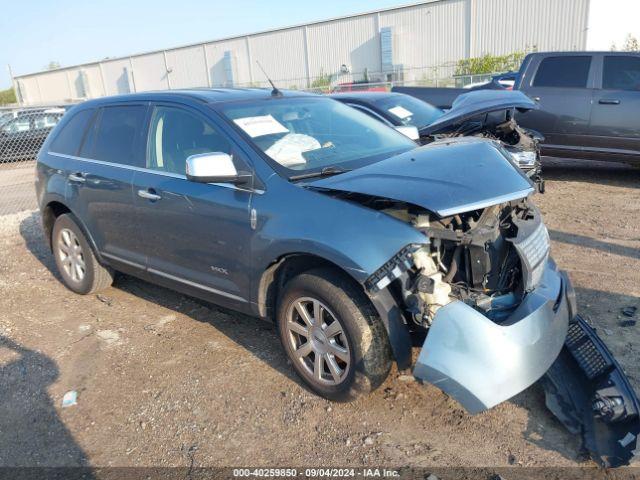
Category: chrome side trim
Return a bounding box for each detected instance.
[147,267,247,303]
[101,252,247,303]
[101,252,145,270]
[48,151,264,194]
[436,188,534,217]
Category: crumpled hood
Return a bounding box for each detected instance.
[307,139,534,217]
[419,90,539,136]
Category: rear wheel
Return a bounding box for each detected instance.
[277,268,392,401]
[52,214,114,294]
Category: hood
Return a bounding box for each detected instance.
[419,90,539,136]
[307,139,534,217]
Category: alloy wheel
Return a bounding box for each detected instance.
[57,228,86,283]
[285,297,351,385]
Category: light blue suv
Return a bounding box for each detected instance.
[35,88,639,467]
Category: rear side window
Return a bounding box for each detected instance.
[533,56,592,88]
[50,109,95,155]
[603,56,640,90]
[91,105,146,166]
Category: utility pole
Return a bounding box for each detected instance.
[6,64,21,105]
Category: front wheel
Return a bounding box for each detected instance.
[277,268,392,401]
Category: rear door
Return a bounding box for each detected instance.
[517,54,595,155]
[63,104,148,269]
[588,53,640,159]
[131,103,254,310]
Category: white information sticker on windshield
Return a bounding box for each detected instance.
[233,115,289,138]
[388,105,413,119]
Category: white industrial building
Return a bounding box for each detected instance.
[12,0,593,105]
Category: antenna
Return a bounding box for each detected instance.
[256,61,282,97]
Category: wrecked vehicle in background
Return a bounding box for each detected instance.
[36,89,638,467]
[330,89,544,192]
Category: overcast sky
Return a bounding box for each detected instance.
[0,0,406,89]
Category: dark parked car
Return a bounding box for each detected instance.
[36,89,639,467]
[514,51,640,163]
[331,90,544,190]
[0,109,64,162]
[396,51,640,164]
[329,91,444,140]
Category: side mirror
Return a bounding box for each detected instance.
[185,152,252,185]
[394,125,420,141]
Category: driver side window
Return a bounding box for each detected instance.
[147,106,231,175]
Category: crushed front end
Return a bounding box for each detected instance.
[364,195,639,466]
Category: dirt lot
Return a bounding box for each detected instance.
[0,159,638,469]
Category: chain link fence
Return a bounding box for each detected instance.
[0,106,68,215]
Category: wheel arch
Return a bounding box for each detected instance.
[256,252,412,368]
[42,201,102,263]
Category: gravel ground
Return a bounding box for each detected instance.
[0,158,638,470]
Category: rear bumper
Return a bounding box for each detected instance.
[413,259,571,414]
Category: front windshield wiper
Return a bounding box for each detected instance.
[289,166,351,181]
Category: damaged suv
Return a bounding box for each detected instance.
[36,89,638,467]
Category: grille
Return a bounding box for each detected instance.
[566,321,612,380]
[514,220,550,290]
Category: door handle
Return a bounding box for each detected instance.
[137,189,161,201]
[68,173,86,183]
[599,99,620,105]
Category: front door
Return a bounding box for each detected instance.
[132,104,253,310]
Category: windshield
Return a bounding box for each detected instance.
[220,97,416,178]
[373,94,443,128]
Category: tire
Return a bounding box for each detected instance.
[277,268,392,401]
[52,214,114,295]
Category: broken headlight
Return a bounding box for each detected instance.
[511,219,550,291]
[508,149,537,170]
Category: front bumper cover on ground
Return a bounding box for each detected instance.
[413,260,569,414]
[541,315,640,467]
[411,259,639,467]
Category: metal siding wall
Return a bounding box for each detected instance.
[248,28,307,87]
[81,64,105,98]
[65,69,85,99]
[101,59,134,95]
[380,0,467,78]
[166,45,209,88]
[470,0,589,55]
[131,53,168,91]
[205,37,252,87]
[306,14,380,81]
[33,70,72,103]
[17,77,41,105]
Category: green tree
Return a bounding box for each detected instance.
[623,34,639,51]
[44,61,61,70]
[310,69,332,92]
[0,87,17,106]
[455,49,534,76]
